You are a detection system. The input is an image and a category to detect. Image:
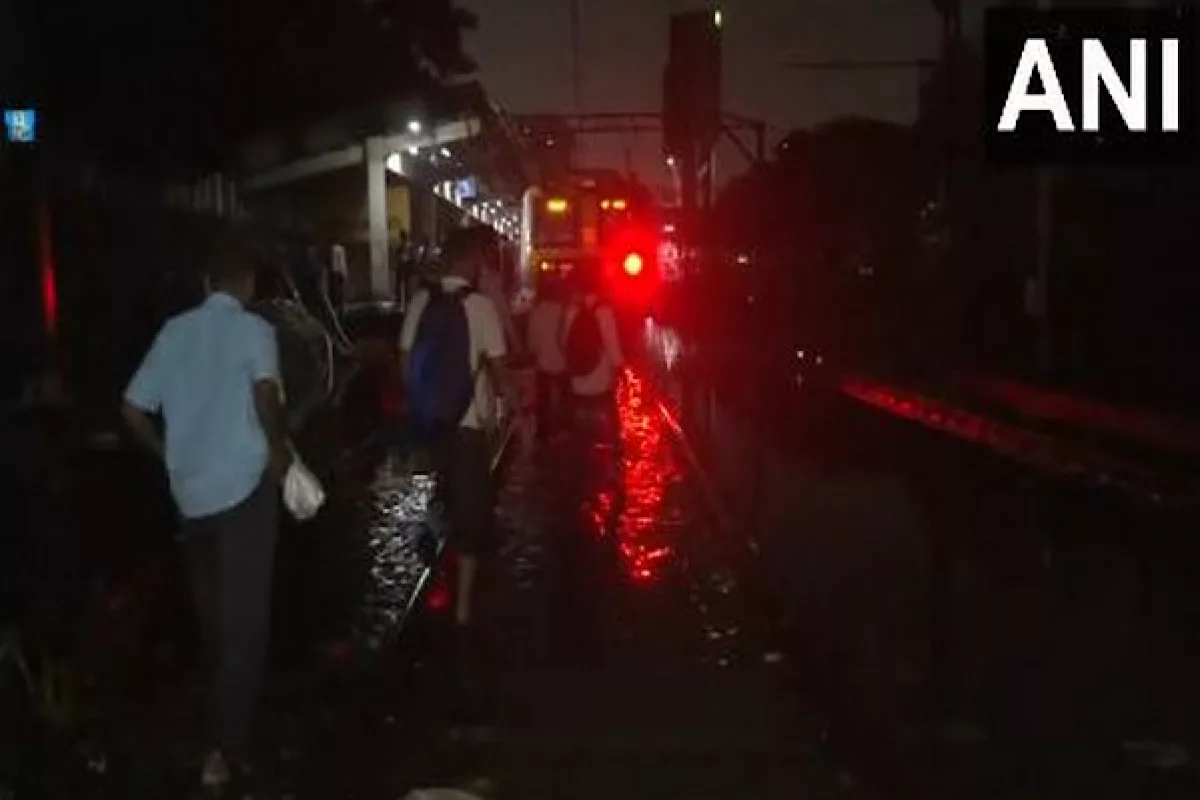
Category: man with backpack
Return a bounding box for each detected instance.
[398,225,517,721]
[560,259,624,433]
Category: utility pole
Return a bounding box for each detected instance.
[569,0,585,164]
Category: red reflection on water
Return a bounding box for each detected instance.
[584,488,615,536]
[612,369,678,583]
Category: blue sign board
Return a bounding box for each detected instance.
[4,109,36,143]
[455,177,477,202]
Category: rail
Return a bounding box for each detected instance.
[359,411,521,653]
[957,372,1200,458]
[840,375,1200,508]
[654,339,1199,797]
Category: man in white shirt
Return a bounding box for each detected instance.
[526,275,568,440]
[329,241,348,312]
[560,260,624,434]
[399,225,517,721]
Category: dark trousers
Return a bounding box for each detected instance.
[433,428,495,703]
[535,370,568,440]
[182,477,278,760]
[435,427,494,559]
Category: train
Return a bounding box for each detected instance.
[519,170,661,314]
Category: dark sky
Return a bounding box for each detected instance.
[458,0,987,188]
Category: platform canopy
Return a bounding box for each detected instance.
[237,81,535,296]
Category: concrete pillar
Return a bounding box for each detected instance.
[365,136,390,298]
[422,185,439,243]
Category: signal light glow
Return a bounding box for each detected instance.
[546,198,568,214]
[623,252,644,276]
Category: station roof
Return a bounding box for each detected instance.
[238,80,534,202]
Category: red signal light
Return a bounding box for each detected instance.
[623,252,644,276]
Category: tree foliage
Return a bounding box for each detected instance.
[714,117,920,274]
[37,0,478,176]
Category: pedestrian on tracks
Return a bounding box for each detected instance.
[560,258,624,438]
[527,272,568,441]
[400,224,521,725]
[121,235,292,794]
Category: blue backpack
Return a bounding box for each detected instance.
[408,284,476,442]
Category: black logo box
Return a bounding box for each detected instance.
[984,7,1198,165]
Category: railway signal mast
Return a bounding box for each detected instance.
[662,6,723,263]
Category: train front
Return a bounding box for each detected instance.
[521,178,660,319]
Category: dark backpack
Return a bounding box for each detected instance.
[408,284,476,441]
[564,301,605,377]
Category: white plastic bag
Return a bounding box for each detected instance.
[283,452,325,521]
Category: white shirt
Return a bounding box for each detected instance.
[561,298,623,397]
[330,244,348,278]
[399,276,508,429]
[527,298,566,375]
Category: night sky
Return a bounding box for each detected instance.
[458,1,993,188]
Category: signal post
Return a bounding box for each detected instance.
[663,7,723,269]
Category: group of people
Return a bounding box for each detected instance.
[120,223,627,794]
[526,256,625,441]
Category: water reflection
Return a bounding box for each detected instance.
[355,469,443,651]
[610,369,680,583]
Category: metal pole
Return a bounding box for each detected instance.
[927,7,960,793]
[569,0,586,165]
[570,0,584,159]
[1035,0,1053,374]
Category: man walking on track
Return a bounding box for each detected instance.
[121,236,291,793]
[400,224,520,725]
[560,259,624,436]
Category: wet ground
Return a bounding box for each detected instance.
[651,320,1200,799]
[9,311,1198,799]
[1,352,854,799]
[454,370,846,799]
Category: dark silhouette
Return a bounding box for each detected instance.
[35,0,479,178]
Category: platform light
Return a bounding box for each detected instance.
[714,8,722,28]
[600,199,611,210]
[407,145,419,156]
[665,155,676,167]
[407,119,422,134]
[612,198,627,211]
[440,147,451,158]
[546,197,568,214]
